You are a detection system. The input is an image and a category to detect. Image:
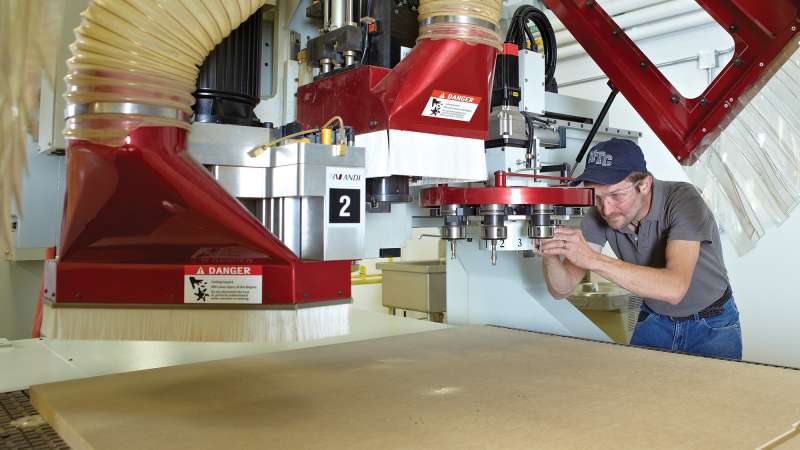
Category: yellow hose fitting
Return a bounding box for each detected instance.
[321,128,333,145]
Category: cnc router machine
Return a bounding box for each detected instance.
[7,0,800,448]
[37,0,800,345]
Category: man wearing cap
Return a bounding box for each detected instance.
[539,138,741,360]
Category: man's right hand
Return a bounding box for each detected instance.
[536,235,594,299]
[533,239,556,258]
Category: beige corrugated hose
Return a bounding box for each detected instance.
[1,0,266,252]
[417,0,503,49]
[64,0,267,146]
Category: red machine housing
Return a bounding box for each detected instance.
[421,173,594,209]
[297,38,497,140]
[49,36,500,309]
[49,126,350,306]
[544,0,800,163]
[420,185,594,209]
[51,1,796,307]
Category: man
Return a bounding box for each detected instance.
[539,138,742,360]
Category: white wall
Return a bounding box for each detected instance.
[0,260,42,340]
[557,23,800,367]
[0,135,60,341]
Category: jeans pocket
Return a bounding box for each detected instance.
[700,303,739,331]
[637,302,656,323]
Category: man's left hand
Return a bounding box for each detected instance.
[540,227,600,270]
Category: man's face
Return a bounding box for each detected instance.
[587,177,649,231]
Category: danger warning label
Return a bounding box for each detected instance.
[421,90,481,122]
[183,265,262,304]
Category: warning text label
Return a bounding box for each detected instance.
[183,265,262,304]
[421,90,482,122]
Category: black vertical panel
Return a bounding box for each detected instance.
[368,0,392,68]
[366,0,418,69]
[492,53,521,108]
[193,8,264,127]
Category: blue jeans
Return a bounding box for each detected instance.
[630,295,742,360]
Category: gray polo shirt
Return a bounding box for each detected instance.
[581,179,729,317]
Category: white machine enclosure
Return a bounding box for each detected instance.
[519,49,546,116]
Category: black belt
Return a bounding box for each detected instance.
[638,285,732,322]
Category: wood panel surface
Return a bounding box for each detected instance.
[31,326,800,449]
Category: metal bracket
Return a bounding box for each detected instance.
[543,0,800,163]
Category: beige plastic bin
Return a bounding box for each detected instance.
[568,281,641,345]
[376,261,446,322]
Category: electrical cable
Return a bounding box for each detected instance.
[248,129,321,157]
[322,115,345,130]
[523,112,550,125]
[359,0,374,65]
[322,115,347,144]
[505,5,558,92]
[524,113,535,169]
[572,86,619,173]
[248,113,348,157]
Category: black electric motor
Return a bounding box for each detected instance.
[193,8,265,127]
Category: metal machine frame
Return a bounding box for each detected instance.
[545,0,800,162]
[43,0,800,322]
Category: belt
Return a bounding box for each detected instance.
[638,285,732,322]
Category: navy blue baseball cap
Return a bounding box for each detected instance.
[572,138,647,186]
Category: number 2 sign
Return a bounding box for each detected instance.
[329,188,361,224]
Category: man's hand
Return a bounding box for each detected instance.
[540,227,600,271]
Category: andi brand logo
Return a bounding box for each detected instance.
[331,172,362,182]
[587,150,613,167]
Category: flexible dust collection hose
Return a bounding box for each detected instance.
[64,0,267,146]
[417,0,504,49]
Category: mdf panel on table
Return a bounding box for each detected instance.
[31,326,800,450]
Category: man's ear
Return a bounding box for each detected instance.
[638,176,653,194]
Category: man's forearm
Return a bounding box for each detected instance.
[590,255,688,304]
[542,256,584,298]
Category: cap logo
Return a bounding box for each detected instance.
[588,150,613,167]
